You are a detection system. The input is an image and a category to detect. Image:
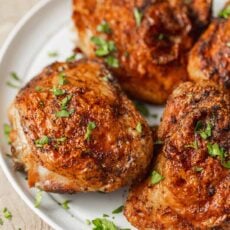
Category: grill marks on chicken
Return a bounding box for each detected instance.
[188,4,230,90]
[72,0,212,104]
[8,60,153,193]
[125,82,230,229]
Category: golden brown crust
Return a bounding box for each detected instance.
[72,0,212,104]
[9,59,153,193]
[125,81,230,229]
[188,11,230,89]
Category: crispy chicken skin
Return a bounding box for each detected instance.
[8,59,153,193]
[125,82,230,229]
[72,0,212,104]
[188,3,230,90]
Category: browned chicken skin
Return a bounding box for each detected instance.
[8,59,153,193]
[125,82,230,229]
[188,3,230,89]
[72,0,212,104]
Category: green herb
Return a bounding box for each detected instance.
[0,218,3,225]
[97,21,112,34]
[58,72,68,85]
[91,36,116,57]
[194,166,203,172]
[136,122,142,133]
[55,137,66,143]
[134,102,149,117]
[207,143,224,158]
[3,208,12,220]
[158,33,165,40]
[51,87,66,96]
[207,143,229,169]
[11,72,21,82]
[105,55,119,68]
[61,95,72,109]
[102,74,113,82]
[219,5,230,19]
[35,136,49,148]
[92,218,118,230]
[56,109,74,118]
[133,7,143,27]
[61,200,70,210]
[185,140,198,149]
[35,86,43,92]
[112,205,124,214]
[85,121,96,141]
[151,170,164,185]
[48,51,59,57]
[66,54,77,62]
[103,214,109,218]
[86,219,91,225]
[155,140,163,145]
[35,190,42,208]
[195,120,212,140]
[124,51,129,57]
[4,124,12,144]
[6,81,20,89]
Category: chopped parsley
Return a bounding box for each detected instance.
[35,136,49,148]
[66,54,77,62]
[195,120,212,140]
[85,121,96,141]
[6,81,20,89]
[112,205,124,214]
[61,95,72,109]
[207,143,230,169]
[55,137,66,143]
[3,208,12,220]
[219,5,230,19]
[48,51,59,57]
[151,170,164,185]
[0,218,3,225]
[11,72,21,82]
[92,218,118,230]
[56,109,74,118]
[91,36,116,57]
[51,87,66,96]
[133,7,143,27]
[61,200,70,210]
[134,102,149,117]
[97,21,112,34]
[103,214,109,218]
[102,73,113,82]
[158,33,165,40]
[3,124,12,144]
[58,72,68,85]
[193,166,203,172]
[185,140,198,150]
[86,219,91,225]
[35,86,43,92]
[34,190,42,208]
[136,122,142,133]
[105,55,119,68]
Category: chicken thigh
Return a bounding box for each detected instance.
[8,59,153,193]
[72,0,212,104]
[188,2,230,90]
[125,81,230,229]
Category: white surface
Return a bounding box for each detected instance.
[0,0,227,229]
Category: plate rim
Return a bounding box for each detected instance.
[0,0,63,229]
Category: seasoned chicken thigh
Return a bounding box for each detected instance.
[72,0,212,104]
[188,2,230,89]
[8,59,153,193]
[125,82,230,229]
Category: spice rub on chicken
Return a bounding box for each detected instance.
[188,2,230,90]
[72,0,212,104]
[8,59,153,193]
[124,82,230,229]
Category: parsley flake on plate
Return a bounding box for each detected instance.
[97,21,112,34]
[112,205,124,214]
[34,190,42,208]
[92,218,118,230]
[3,208,12,220]
[3,124,12,144]
[35,136,50,148]
[133,7,143,27]
[61,200,70,210]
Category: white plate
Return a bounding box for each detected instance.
[0,0,227,229]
